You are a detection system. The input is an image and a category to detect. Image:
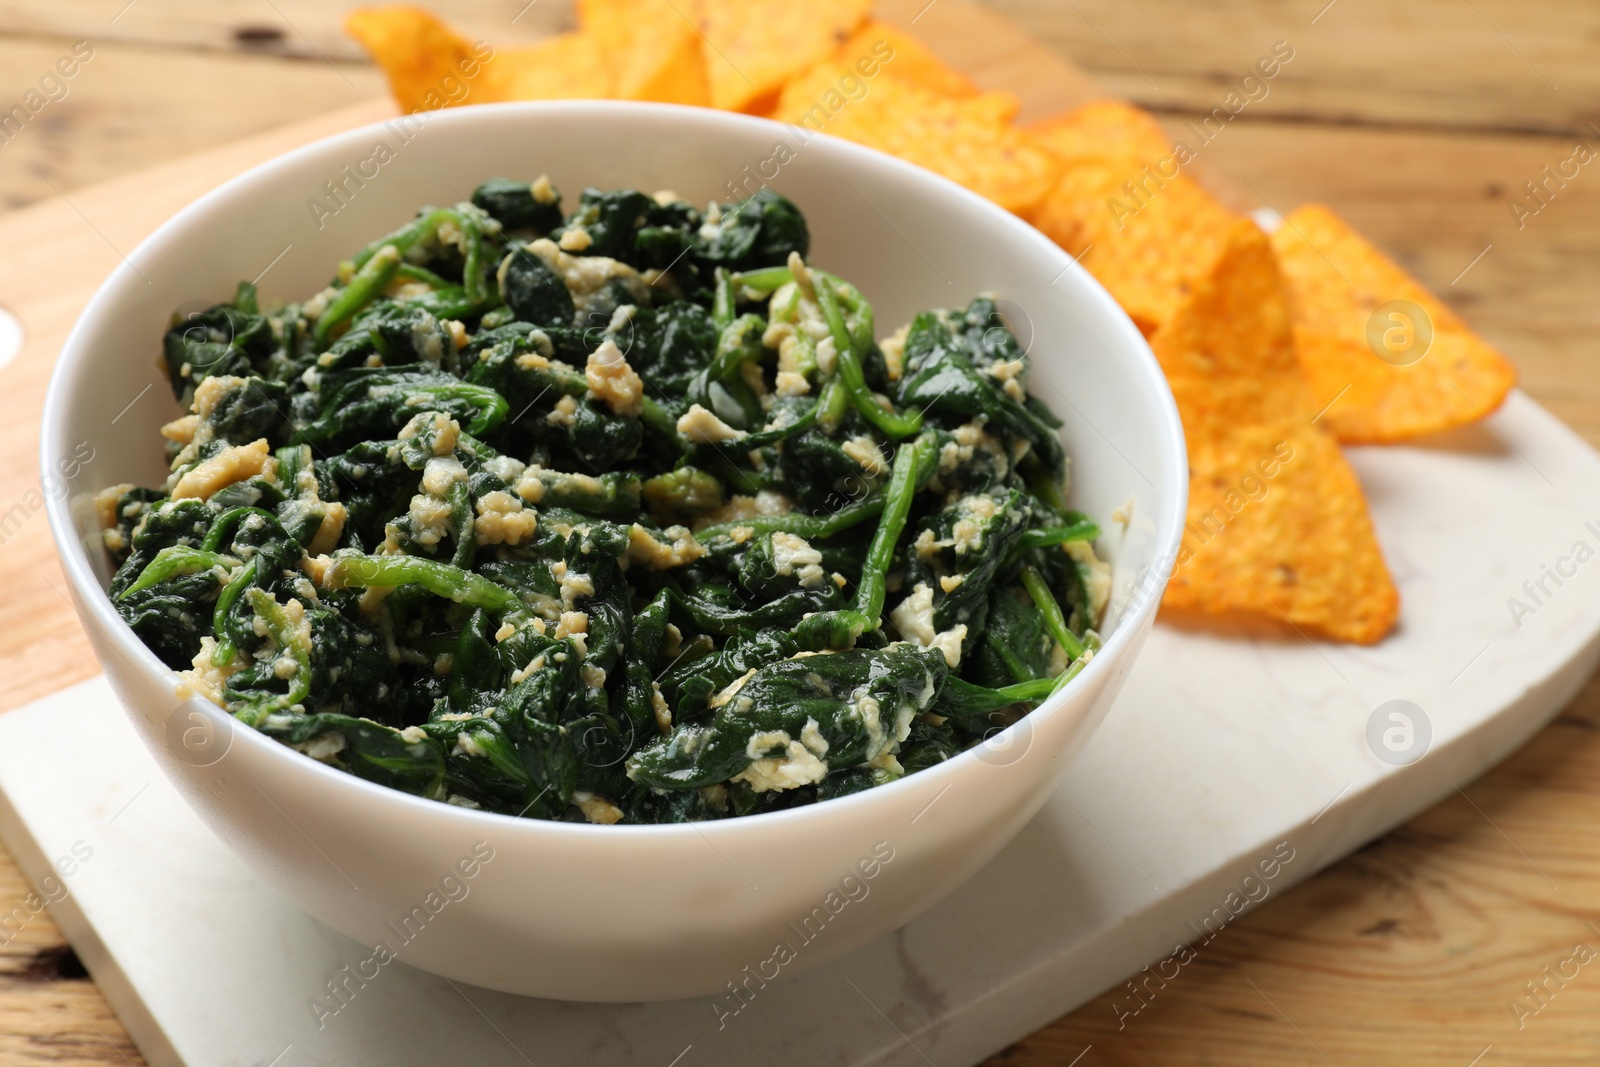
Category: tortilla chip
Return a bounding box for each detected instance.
[835,21,979,99]
[1155,218,1399,645]
[577,0,710,105]
[697,0,872,112]
[1032,154,1238,336]
[1029,100,1175,166]
[345,7,498,113]
[1272,204,1517,443]
[489,33,613,102]
[964,91,1021,126]
[774,65,1059,216]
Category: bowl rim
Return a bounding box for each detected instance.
[41,99,1188,840]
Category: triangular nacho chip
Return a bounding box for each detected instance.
[836,21,979,99]
[1032,153,1238,336]
[697,0,872,112]
[1029,99,1175,166]
[773,65,1059,216]
[345,7,499,113]
[1271,204,1517,443]
[577,0,710,105]
[490,33,613,101]
[1154,218,1399,644]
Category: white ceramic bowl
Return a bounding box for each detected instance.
[42,102,1185,1002]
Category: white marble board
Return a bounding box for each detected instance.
[1,391,1598,1067]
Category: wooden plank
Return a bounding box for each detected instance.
[0,848,139,1066]
[0,0,570,61]
[986,0,1599,138]
[3,0,1597,135]
[0,35,383,212]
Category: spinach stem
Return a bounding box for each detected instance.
[837,344,922,437]
[232,587,312,726]
[201,507,279,553]
[816,271,874,356]
[395,262,453,288]
[1004,520,1102,569]
[815,376,848,435]
[640,395,680,441]
[939,674,1057,719]
[329,554,521,614]
[988,676,1058,704]
[1020,564,1086,661]
[985,631,1036,685]
[814,269,920,438]
[1048,632,1100,695]
[349,207,450,272]
[701,315,766,392]
[448,480,476,569]
[855,433,937,626]
[457,208,489,306]
[1018,520,1100,550]
[119,546,236,599]
[711,267,736,329]
[274,444,310,489]
[694,488,885,543]
[315,244,400,347]
[429,383,509,436]
[728,265,792,293]
[210,558,258,666]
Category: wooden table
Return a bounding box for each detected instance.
[0,2,1596,1063]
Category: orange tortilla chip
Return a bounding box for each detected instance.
[1032,154,1237,336]
[1029,100,1175,167]
[963,91,1021,127]
[489,33,613,102]
[1154,218,1399,645]
[577,0,710,105]
[345,7,498,113]
[1272,204,1517,443]
[774,65,1058,216]
[697,0,872,112]
[835,21,979,99]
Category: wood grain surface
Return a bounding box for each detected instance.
[0,1,1596,1064]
